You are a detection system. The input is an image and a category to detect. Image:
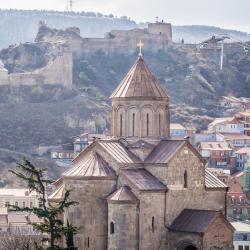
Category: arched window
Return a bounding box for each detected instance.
[110,222,114,234]
[146,113,149,136]
[151,216,155,232]
[132,113,135,136]
[184,170,188,188]
[120,114,123,136]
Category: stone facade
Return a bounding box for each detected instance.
[49,54,234,250]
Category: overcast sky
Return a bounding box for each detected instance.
[1,0,250,33]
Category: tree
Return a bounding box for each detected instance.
[9,158,78,250]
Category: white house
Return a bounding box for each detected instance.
[231,221,250,250]
[170,123,187,138]
[208,117,244,134]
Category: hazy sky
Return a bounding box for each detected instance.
[1,0,250,33]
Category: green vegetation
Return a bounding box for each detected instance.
[9,158,78,249]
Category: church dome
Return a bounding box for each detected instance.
[110,56,168,99]
[63,152,116,179]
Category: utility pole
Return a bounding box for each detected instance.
[220,40,224,70]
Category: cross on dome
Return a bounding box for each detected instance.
[137,40,144,57]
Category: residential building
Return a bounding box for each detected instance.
[236,110,250,136]
[227,177,250,221]
[0,188,39,209]
[236,148,250,170]
[208,117,244,134]
[170,123,187,138]
[231,221,250,250]
[216,133,250,149]
[198,141,234,169]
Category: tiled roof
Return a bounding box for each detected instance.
[145,140,186,164]
[63,152,116,179]
[169,209,222,233]
[121,168,166,191]
[98,140,140,164]
[110,56,168,99]
[205,169,228,189]
[107,186,139,204]
[199,142,232,151]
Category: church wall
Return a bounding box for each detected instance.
[107,203,139,250]
[64,178,116,250]
[117,175,167,250]
[202,216,234,250]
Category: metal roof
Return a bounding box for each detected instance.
[169,209,221,233]
[107,186,139,204]
[199,142,232,151]
[63,152,116,179]
[48,184,64,201]
[98,140,140,164]
[121,168,166,191]
[205,168,227,189]
[145,140,186,164]
[110,56,168,99]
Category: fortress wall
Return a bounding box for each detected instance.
[8,52,73,89]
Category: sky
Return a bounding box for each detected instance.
[1,0,250,33]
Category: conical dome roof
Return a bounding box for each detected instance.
[110,56,168,99]
[63,152,116,179]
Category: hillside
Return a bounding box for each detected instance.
[0,24,250,185]
[1,9,250,49]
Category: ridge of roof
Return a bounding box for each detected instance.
[107,185,139,204]
[110,56,168,99]
[63,151,116,179]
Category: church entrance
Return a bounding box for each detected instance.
[177,242,198,250]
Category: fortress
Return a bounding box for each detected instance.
[0,21,172,89]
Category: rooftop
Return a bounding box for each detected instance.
[107,186,139,204]
[199,142,232,151]
[236,147,250,154]
[205,169,228,189]
[121,168,166,191]
[63,152,116,179]
[209,117,236,127]
[0,188,37,197]
[110,56,168,99]
[231,221,250,232]
[169,209,232,233]
[170,123,186,130]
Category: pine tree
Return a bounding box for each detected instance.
[9,158,78,250]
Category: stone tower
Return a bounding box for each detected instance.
[110,55,170,139]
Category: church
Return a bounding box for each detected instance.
[49,45,234,250]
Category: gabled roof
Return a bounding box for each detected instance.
[145,140,206,165]
[199,142,232,151]
[169,209,234,234]
[98,140,140,164]
[205,169,228,189]
[63,152,116,179]
[121,168,166,192]
[107,186,139,204]
[110,56,168,99]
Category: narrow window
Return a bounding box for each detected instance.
[87,237,90,248]
[30,202,33,208]
[151,216,155,232]
[146,113,149,136]
[132,113,135,136]
[15,201,18,206]
[184,170,188,188]
[23,201,26,207]
[159,114,161,136]
[110,222,114,234]
[120,114,123,136]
